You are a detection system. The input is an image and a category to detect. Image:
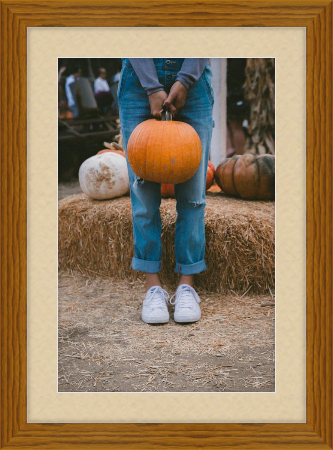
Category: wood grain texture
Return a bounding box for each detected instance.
[0,2,27,448]
[306,1,333,447]
[0,0,332,448]
[1,0,332,26]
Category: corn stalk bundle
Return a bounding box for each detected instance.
[243,58,275,155]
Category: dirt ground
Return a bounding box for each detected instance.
[58,181,275,393]
[58,271,275,393]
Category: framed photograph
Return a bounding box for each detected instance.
[58,56,276,397]
[1,1,332,448]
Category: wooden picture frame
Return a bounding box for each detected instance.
[1,1,332,448]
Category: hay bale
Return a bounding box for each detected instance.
[58,193,275,294]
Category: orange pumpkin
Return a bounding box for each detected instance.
[97,149,126,158]
[206,161,215,190]
[161,183,175,198]
[127,112,202,184]
[97,141,126,158]
[215,154,275,200]
[161,161,216,198]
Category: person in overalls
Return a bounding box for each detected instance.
[118,58,214,324]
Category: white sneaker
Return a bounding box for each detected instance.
[142,286,170,324]
[170,284,201,323]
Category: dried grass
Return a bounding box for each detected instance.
[58,192,275,294]
[58,271,275,392]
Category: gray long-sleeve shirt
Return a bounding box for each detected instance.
[129,58,208,95]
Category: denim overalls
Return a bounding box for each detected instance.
[118,58,214,275]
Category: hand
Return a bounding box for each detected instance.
[149,90,168,119]
[59,66,66,74]
[163,81,188,115]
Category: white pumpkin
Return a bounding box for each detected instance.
[79,152,129,200]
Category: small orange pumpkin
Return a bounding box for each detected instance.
[215,154,275,200]
[161,183,175,198]
[97,142,126,158]
[206,161,215,190]
[127,111,202,184]
[161,161,216,198]
[97,149,126,158]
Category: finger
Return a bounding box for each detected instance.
[163,98,172,108]
[164,101,177,115]
[164,94,177,106]
[174,100,185,112]
[152,110,162,119]
[175,94,187,110]
[169,104,177,115]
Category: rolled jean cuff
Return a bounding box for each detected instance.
[175,259,207,275]
[132,257,162,273]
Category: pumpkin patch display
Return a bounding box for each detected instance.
[127,111,202,184]
[161,161,216,198]
[215,154,275,200]
[79,152,129,200]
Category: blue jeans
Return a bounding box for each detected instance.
[118,58,214,275]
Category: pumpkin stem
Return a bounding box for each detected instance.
[161,105,173,122]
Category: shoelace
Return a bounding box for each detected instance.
[145,286,169,310]
[169,284,201,308]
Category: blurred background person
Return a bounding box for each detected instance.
[58,66,68,118]
[94,67,113,114]
[109,70,121,114]
[58,66,67,84]
[65,67,82,118]
[94,67,110,93]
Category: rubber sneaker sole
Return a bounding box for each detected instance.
[174,312,201,323]
[142,314,169,324]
